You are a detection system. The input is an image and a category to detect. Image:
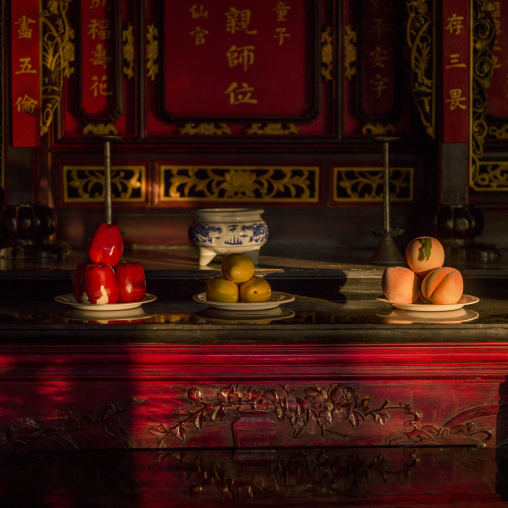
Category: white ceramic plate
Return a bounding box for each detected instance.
[377,308,479,324]
[195,306,295,324]
[193,291,295,311]
[63,307,156,323]
[376,294,479,312]
[55,293,157,311]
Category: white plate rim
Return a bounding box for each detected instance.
[376,294,479,312]
[193,291,295,311]
[377,308,479,324]
[55,293,157,311]
[196,307,296,323]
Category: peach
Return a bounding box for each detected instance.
[420,267,463,305]
[382,266,420,304]
[405,236,445,278]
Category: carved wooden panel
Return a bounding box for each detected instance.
[158,164,320,205]
[332,166,413,203]
[0,343,505,451]
[60,164,147,205]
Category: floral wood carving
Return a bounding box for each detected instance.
[41,0,75,136]
[2,398,139,452]
[343,24,356,80]
[179,123,231,135]
[146,23,159,81]
[245,123,300,135]
[148,384,422,447]
[389,404,497,447]
[122,24,135,79]
[321,26,333,81]
[405,0,434,138]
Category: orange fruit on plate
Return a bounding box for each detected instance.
[405,236,445,278]
[420,267,463,305]
[382,266,420,304]
[239,276,271,303]
[221,253,255,284]
[205,276,239,303]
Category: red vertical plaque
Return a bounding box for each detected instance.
[11,0,41,147]
[358,0,399,118]
[162,0,317,120]
[79,0,121,120]
[442,2,470,143]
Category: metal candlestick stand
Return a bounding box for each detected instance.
[100,136,122,224]
[370,137,405,265]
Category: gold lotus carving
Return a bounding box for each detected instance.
[160,165,319,203]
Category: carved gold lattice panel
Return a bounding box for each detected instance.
[63,165,146,203]
[473,162,508,191]
[333,167,413,202]
[160,166,320,204]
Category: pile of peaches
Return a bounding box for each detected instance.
[382,236,463,305]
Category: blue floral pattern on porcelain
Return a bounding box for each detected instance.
[188,208,268,266]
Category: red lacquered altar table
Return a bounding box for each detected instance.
[0,250,507,505]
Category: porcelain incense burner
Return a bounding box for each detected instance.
[188,208,268,266]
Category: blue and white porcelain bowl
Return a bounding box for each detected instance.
[188,208,269,266]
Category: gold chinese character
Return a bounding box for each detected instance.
[445,54,466,69]
[274,2,291,22]
[371,18,389,39]
[14,16,36,39]
[370,74,388,98]
[189,4,208,19]
[445,14,464,35]
[190,26,208,45]
[88,19,111,40]
[14,94,38,114]
[225,8,258,35]
[90,43,111,68]
[226,45,255,71]
[90,0,107,8]
[445,88,467,110]
[90,75,113,97]
[369,46,388,69]
[15,57,37,74]
[274,27,290,45]
[225,82,258,105]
